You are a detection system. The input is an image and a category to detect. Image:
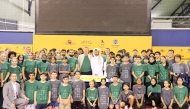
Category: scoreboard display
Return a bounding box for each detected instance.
[35,0,151,35]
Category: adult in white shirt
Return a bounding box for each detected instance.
[91,48,104,76]
[3,73,29,109]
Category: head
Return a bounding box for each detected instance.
[161,56,167,63]
[112,75,119,83]
[29,72,35,80]
[164,80,171,88]
[61,49,66,56]
[132,49,138,56]
[177,77,183,85]
[51,57,56,64]
[100,78,106,86]
[62,56,68,63]
[40,50,45,55]
[56,54,61,60]
[43,48,47,53]
[32,53,36,60]
[117,50,123,56]
[122,49,126,54]
[174,54,181,63]
[47,52,53,59]
[133,55,137,63]
[69,49,74,57]
[41,54,47,61]
[83,47,89,55]
[141,50,147,57]
[0,52,6,62]
[63,76,69,84]
[55,50,60,55]
[123,53,129,62]
[5,48,10,55]
[123,82,130,91]
[50,48,56,55]
[105,48,110,55]
[168,49,174,58]
[75,71,81,79]
[35,51,40,58]
[93,48,101,56]
[8,51,16,59]
[136,78,142,85]
[51,71,58,79]
[110,57,115,64]
[17,55,24,61]
[9,73,17,82]
[136,55,141,64]
[11,57,18,66]
[109,52,115,57]
[149,56,155,63]
[149,53,155,57]
[89,50,93,56]
[106,54,111,61]
[28,52,33,60]
[74,52,79,58]
[40,73,47,81]
[89,80,96,88]
[151,77,157,86]
[78,48,83,55]
[143,56,149,64]
[116,54,121,61]
[25,47,31,54]
[146,49,153,56]
[155,51,161,59]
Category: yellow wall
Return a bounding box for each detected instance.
[33,35,152,55]
[152,46,190,63]
[0,44,33,55]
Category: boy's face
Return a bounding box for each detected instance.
[40,75,47,80]
[78,50,83,54]
[137,79,142,85]
[63,59,67,63]
[112,77,118,82]
[56,54,61,60]
[89,81,94,87]
[133,51,138,56]
[116,56,121,61]
[142,52,146,57]
[123,56,129,62]
[144,59,148,64]
[123,84,129,90]
[136,58,141,63]
[48,54,52,59]
[175,57,181,63]
[51,73,57,79]
[51,58,56,63]
[75,72,81,79]
[110,58,115,63]
[29,74,35,80]
[177,78,183,85]
[155,53,160,59]
[101,80,106,85]
[63,78,69,83]
[10,74,17,82]
[133,57,137,62]
[12,59,17,65]
[33,54,36,59]
[118,52,122,56]
[106,55,111,61]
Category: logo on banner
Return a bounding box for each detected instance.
[81,40,93,46]
[64,40,76,45]
[99,40,105,48]
[112,39,119,48]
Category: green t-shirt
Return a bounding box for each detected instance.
[147,84,161,95]
[24,80,38,104]
[106,61,111,65]
[173,86,188,104]
[23,54,28,60]
[56,60,63,66]
[141,58,144,64]
[80,56,91,72]
[23,60,37,73]
[156,60,161,64]
[145,64,159,82]
[1,62,10,81]
[109,83,122,101]
[36,81,51,104]
[158,64,171,82]
[132,64,145,82]
[86,88,98,101]
[18,62,23,68]
[68,57,78,72]
[37,61,49,80]
[58,84,72,99]
[8,66,21,82]
[102,55,106,62]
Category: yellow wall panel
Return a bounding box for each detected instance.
[33,35,152,55]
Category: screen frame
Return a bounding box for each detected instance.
[35,0,151,36]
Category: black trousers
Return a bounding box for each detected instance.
[81,71,92,75]
[173,103,188,109]
[0,87,3,109]
[71,101,84,109]
[134,99,146,109]
[148,93,161,107]
[158,82,164,88]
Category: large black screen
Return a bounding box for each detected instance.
[35,0,151,35]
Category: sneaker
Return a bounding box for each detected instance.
[124,105,128,109]
[154,107,157,109]
[129,107,133,109]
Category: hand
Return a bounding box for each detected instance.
[179,104,182,108]
[107,103,109,107]
[25,97,29,101]
[57,98,60,103]
[93,103,96,107]
[1,82,4,87]
[90,103,93,106]
[95,74,98,76]
[65,100,69,106]
[70,98,73,103]
[34,102,37,106]
[47,100,51,104]
[98,102,100,107]
[135,77,137,80]
[81,98,85,104]
[11,104,16,109]
[23,76,27,81]
[168,105,172,109]
[177,103,181,107]
[148,76,151,80]
[163,105,167,109]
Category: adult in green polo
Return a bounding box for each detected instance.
[78,47,93,75]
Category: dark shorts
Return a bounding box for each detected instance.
[109,101,120,106]
[80,71,92,75]
[36,104,47,109]
[122,100,129,106]
[48,101,59,107]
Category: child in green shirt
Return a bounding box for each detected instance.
[86,80,98,109]
[25,72,38,109]
[59,76,72,109]
[34,73,51,109]
[109,75,122,109]
[37,55,49,80]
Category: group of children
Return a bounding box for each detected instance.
[0,47,190,109]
